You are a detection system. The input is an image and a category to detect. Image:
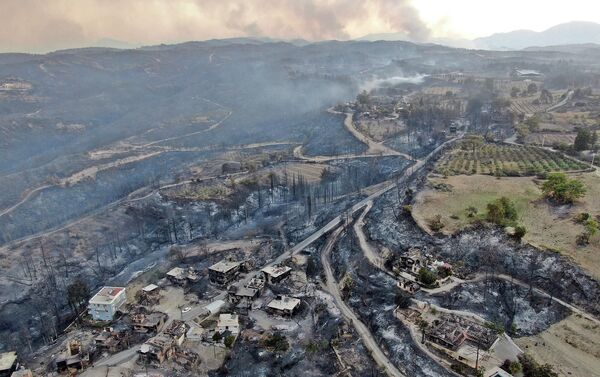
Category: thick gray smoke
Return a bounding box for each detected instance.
[361,74,428,92]
[0,0,431,52]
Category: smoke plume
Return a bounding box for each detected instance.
[0,0,431,53]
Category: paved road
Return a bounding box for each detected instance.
[95,345,141,366]
[320,226,406,377]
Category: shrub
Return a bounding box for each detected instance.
[428,215,445,232]
[486,197,518,225]
[513,225,527,240]
[418,267,437,286]
[542,173,586,204]
[224,335,236,348]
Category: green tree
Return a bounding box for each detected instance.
[486,197,517,225]
[574,129,592,151]
[67,280,89,317]
[224,335,236,348]
[418,267,437,286]
[542,173,586,204]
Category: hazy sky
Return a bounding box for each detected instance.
[1,0,600,53]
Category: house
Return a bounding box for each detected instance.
[139,284,161,305]
[94,329,127,353]
[208,259,242,285]
[132,312,167,334]
[397,278,420,294]
[216,313,240,336]
[139,335,175,364]
[55,340,90,373]
[88,287,127,321]
[261,265,292,284]
[166,267,200,285]
[0,352,17,377]
[164,320,189,346]
[228,286,260,308]
[266,296,301,316]
[397,248,427,275]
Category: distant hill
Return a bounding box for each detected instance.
[474,21,600,50]
[359,21,600,51]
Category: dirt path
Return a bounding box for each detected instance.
[327,108,415,161]
[320,226,406,377]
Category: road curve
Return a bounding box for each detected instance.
[320,226,406,377]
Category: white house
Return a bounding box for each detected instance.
[88,287,127,321]
[216,313,240,336]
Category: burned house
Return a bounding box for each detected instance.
[138,284,161,305]
[139,335,175,364]
[132,312,167,334]
[208,259,242,285]
[55,340,90,373]
[426,315,497,352]
[228,286,260,308]
[397,277,420,294]
[266,295,301,317]
[94,328,129,354]
[261,265,292,284]
[0,352,17,377]
[164,320,189,346]
[166,267,200,286]
[228,273,265,308]
[397,248,427,275]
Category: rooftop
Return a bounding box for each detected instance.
[209,260,241,273]
[142,284,159,292]
[166,267,186,278]
[0,351,17,371]
[267,296,301,311]
[217,313,239,328]
[89,287,125,305]
[261,265,292,278]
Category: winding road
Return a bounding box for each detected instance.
[320,226,406,377]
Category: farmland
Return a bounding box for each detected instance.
[523,132,577,146]
[435,141,589,176]
[510,96,551,114]
[412,173,600,278]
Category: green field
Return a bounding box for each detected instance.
[435,141,589,176]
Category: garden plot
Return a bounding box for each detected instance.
[523,132,577,146]
[435,143,589,176]
[510,97,550,114]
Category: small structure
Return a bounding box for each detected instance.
[228,286,260,309]
[216,313,240,336]
[166,267,200,285]
[208,259,242,285]
[397,248,427,275]
[0,352,17,377]
[261,265,292,284]
[139,284,161,305]
[94,328,127,353]
[397,278,420,294]
[88,287,127,321]
[266,295,301,316]
[55,340,90,373]
[204,299,226,316]
[139,335,174,364]
[132,312,167,334]
[164,320,189,346]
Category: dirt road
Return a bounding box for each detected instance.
[320,226,406,377]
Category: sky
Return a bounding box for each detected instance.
[1,0,600,53]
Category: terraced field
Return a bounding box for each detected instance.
[435,143,590,176]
